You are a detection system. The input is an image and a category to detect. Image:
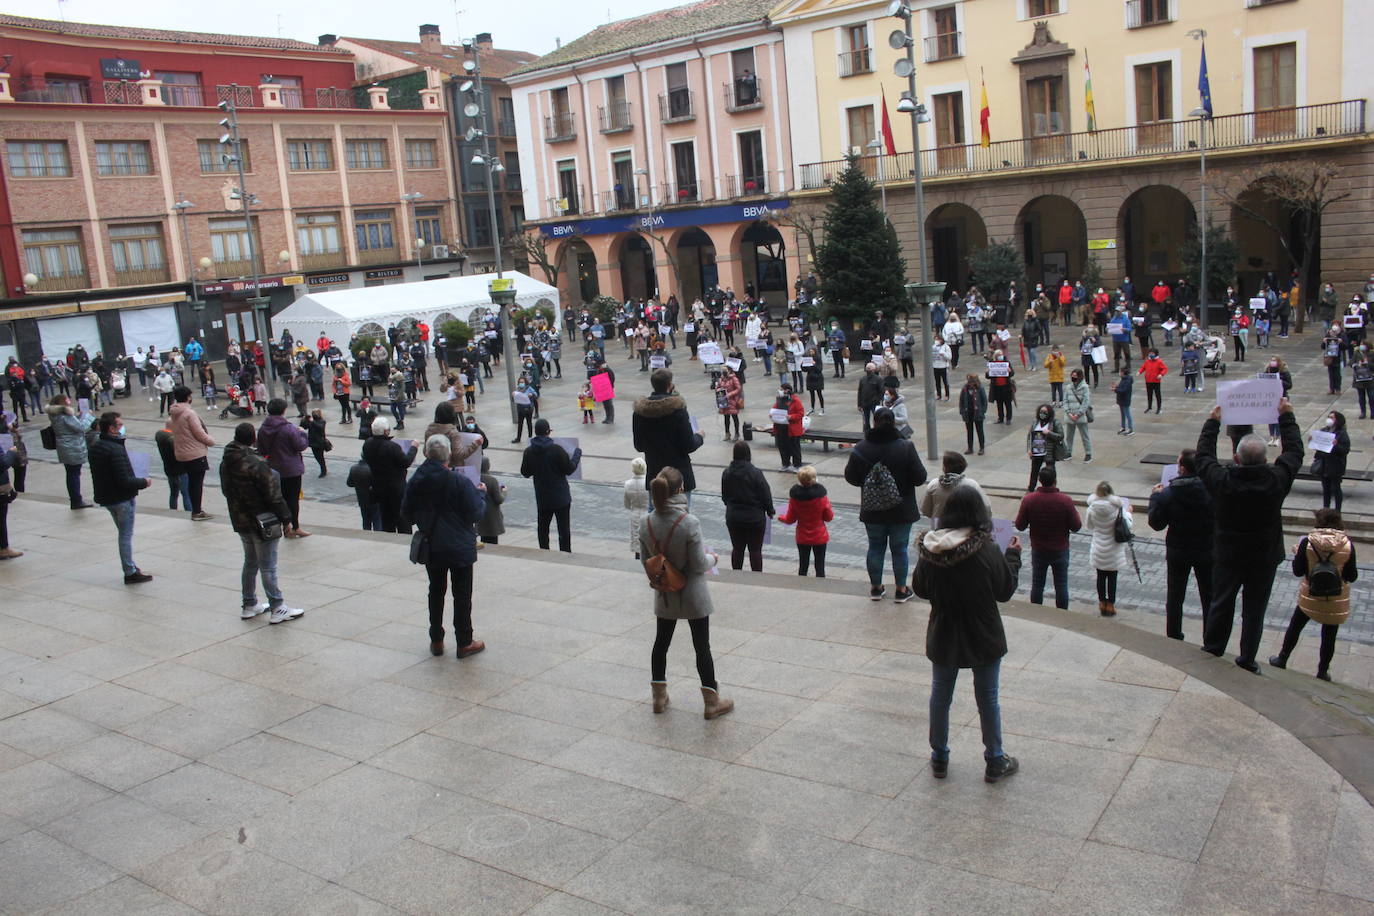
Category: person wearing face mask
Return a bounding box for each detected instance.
[771,382,806,471]
[1269,508,1357,682]
[1062,369,1093,463]
[931,335,952,399]
[1352,348,1374,418]
[1024,404,1065,492]
[881,377,911,437]
[88,411,153,584]
[1322,323,1345,394]
[1319,282,1339,324]
[1079,327,1102,388]
[1137,348,1169,415]
[1261,356,1293,445]
[1228,308,1249,362]
[1313,412,1350,510]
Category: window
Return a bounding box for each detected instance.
[846,106,876,151]
[1026,76,1066,135]
[497,96,516,135]
[270,76,303,108]
[22,228,87,286]
[1127,0,1172,27]
[156,71,203,106]
[664,63,693,120]
[7,140,71,178]
[930,7,961,60]
[840,24,872,76]
[415,207,443,246]
[738,130,765,192]
[345,139,389,170]
[109,223,167,281]
[1254,41,1297,135]
[932,92,965,168]
[510,205,525,229]
[547,87,576,140]
[468,206,500,247]
[557,160,579,215]
[354,210,396,252]
[601,75,631,132]
[197,138,250,173]
[286,139,334,171]
[94,140,153,176]
[404,139,438,169]
[209,217,260,271]
[1028,0,1060,15]
[730,49,759,108]
[1134,61,1173,146]
[295,212,341,255]
[504,151,522,190]
[611,152,635,209]
[551,86,571,117]
[672,142,698,201]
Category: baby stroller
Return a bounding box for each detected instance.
[1202,336,1227,376]
[109,368,129,398]
[219,384,254,419]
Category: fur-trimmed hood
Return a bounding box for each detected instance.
[633,393,686,418]
[919,526,989,566]
[46,402,74,418]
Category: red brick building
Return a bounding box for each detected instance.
[0,13,461,364]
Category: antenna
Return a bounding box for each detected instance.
[276,14,283,37]
[453,1,465,40]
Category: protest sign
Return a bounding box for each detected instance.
[987,361,1010,378]
[1309,430,1336,453]
[589,372,614,401]
[991,519,1016,551]
[552,437,582,480]
[698,342,724,365]
[1217,377,1283,426]
[128,451,151,479]
[1160,463,1181,486]
[725,357,743,372]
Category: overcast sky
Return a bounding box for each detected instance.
[7,0,676,57]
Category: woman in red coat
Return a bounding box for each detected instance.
[716,367,743,442]
[1136,348,1169,414]
[777,465,834,577]
[770,382,806,472]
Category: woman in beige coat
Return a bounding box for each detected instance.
[1269,508,1357,681]
[639,467,733,719]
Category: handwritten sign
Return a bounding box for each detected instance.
[1106,322,1127,337]
[1344,314,1364,328]
[987,362,1010,378]
[1249,297,1268,312]
[1160,463,1181,486]
[768,408,790,425]
[1217,377,1283,426]
[800,356,815,368]
[1309,430,1336,453]
[991,518,1016,551]
[860,339,873,351]
[649,354,667,370]
[725,357,743,372]
[552,437,582,480]
[128,451,151,479]
[698,342,724,365]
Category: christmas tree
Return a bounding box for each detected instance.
[814,155,906,320]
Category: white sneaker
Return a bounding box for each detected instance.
[241,602,269,620]
[819,408,825,416]
[268,605,305,625]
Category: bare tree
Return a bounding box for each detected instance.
[1216,160,1350,333]
[507,230,562,287]
[771,207,825,268]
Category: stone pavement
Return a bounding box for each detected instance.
[1,491,1374,914]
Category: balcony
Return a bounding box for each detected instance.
[665,180,707,204]
[725,173,767,197]
[544,111,577,142]
[102,81,141,105]
[1126,0,1174,27]
[723,78,763,113]
[278,87,304,108]
[798,99,1368,189]
[26,271,90,293]
[923,32,963,62]
[314,87,359,109]
[299,250,345,271]
[659,90,694,123]
[504,173,523,192]
[602,188,637,212]
[356,246,399,266]
[210,257,263,278]
[599,100,633,133]
[838,49,873,78]
[497,118,518,137]
[113,265,171,286]
[13,78,90,104]
[1245,0,1293,6]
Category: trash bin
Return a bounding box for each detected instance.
[742,421,753,441]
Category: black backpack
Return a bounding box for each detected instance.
[1307,543,1343,599]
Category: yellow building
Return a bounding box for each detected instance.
[772,0,1373,299]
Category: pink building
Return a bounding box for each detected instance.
[507,0,799,306]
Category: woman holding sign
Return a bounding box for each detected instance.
[771,383,806,472]
[716,368,743,441]
[1323,323,1345,394]
[1024,404,1065,492]
[1314,411,1351,511]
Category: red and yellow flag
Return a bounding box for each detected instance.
[979,78,991,148]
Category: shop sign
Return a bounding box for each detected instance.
[308,273,350,286]
[202,274,302,295]
[364,268,404,280]
[100,58,143,80]
[539,199,791,239]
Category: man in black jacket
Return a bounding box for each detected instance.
[719,441,775,571]
[88,411,152,584]
[857,363,884,432]
[521,418,582,551]
[631,369,703,499]
[1148,448,1214,642]
[361,415,418,534]
[1195,399,1303,672]
[220,423,303,624]
[844,407,928,602]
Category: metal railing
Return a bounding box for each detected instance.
[497,118,518,137]
[161,84,205,106]
[659,90,694,123]
[102,81,141,105]
[299,250,344,271]
[211,257,263,278]
[798,99,1368,189]
[216,85,254,108]
[13,78,89,103]
[724,78,763,113]
[26,272,90,292]
[545,111,577,142]
[923,32,963,62]
[602,188,637,212]
[725,173,768,196]
[277,87,304,108]
[838,49,873,77]
[113,265,170,286]
[1125,0,1174,27]
[356,246,399,266]
[665,180,706,203]
[598,100,633,133]
[504,173,523,192]
[315,87,358,109]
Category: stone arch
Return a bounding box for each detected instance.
[1015,194,1087,289]
[555,237,599,304]
[926,203,989,295]
[738,221,787,301]
[615,232,658,301]
[1230,179,1315,298]
[674,227,717,304]
[1117,185,1196,291]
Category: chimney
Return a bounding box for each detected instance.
[475,32,493,50]
[419,24,442,54]
[317,34,338,47]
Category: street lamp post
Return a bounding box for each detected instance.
[1189,106,1211,332]
[888,1,940,459]
[171,199,207,340]
[866,139,888,217]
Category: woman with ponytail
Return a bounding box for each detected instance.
[639,467,733,719]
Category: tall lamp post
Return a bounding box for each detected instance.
[401,191,427,271]
[888,0,940,459]
[1189,106,1211,331]
[458,37,518,422]
[171,198,207,340]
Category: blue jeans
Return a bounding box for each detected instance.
[1118,404,1133,431]
[929,660,1004,762]
[1030,547,1070,609]
[105,499,137,576]
[64,463,85,507]
[167,473,191,511]
[239,533,283,609]
[864,522,913,588]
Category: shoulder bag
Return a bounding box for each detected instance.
[643,513,688,592]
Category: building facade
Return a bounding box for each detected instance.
[508,0,802,307]
[331,26,536,275]
[0,13,461,366]
[771,0,1374,298]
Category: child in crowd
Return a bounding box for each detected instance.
[1255,313,1271,348]
[252,379,268,415]
[202,377,217,410]
[1180,341,1200,394]
[578,385,596,423]
[622,456,648,559]
[476,456,505,546]
[463,370,477,411]
[1112,367,1134,435]
[776,465,834,578]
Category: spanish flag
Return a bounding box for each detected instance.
[1084,51,1097,132]
[979,78,991,148]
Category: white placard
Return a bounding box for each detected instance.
[1106,322,1126,337]
[1344,314,1364,328]
[800,356,815,368]
[1090,345,1108,365]
[128,451,151,479]
[484,330,497,338]
[1217,377,1284,426]
[860,339,874,350]
[991,518,1016,551]
[1161,320,1178,330]
[649,355,667,370]
[690,415,700,435]
[725,357,743,372]
[683,322,695,333]
[987,361,1010,378]
[698,342,724,365]
[768,408,790,424]
[746,338,760,349]
[1249,297,1268,312]
[1309,430,1336,453]
[0,434,12,453]
[551,436,582,481]
[1160,463,1181,486]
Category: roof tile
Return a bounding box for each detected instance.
[0,12,347,54]
[342,36,538,80]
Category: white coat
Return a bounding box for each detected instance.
[1085,494,1131,572]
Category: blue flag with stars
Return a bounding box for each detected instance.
[1198,41,1214,117]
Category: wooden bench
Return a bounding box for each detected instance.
[754,424,862,452]
[1140,452,1374,483]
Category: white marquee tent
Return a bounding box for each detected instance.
[272,271,561,343]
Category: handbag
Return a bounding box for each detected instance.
[254,511,283,541]
[409,508,440,565]
[643,513,687,592]
[40,425,56,450]
[323,438,333,452]
[1112,505,1133,543]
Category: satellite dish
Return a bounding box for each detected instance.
[463,102,481,118]
[894,59,914,78]
[888,29,909,50]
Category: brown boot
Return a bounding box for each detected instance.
[651,681,670,714]
[700,686,734,720]
[1097,600,1106,615]
[1100,602,1116,617]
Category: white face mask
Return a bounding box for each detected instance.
[1325,418,1335,428]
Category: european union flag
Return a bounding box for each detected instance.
[1198,41,1214,117]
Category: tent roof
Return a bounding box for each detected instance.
[276,271,559,329]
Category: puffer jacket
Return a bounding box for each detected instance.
[913,527,1021,668]
[777,483,833,545]
[219,440,290,535]
[638,493,715,620]
[401,457,485,565]
[1085,494,1131,571]
[47,402,90,465]
[89,433,148,506]
[168,401,214,462]
[256,414,308,478]
[1063,380,1092,425]
[1147,474,1213,554]
[422,422,481,468]
[719,459,774,526]
[1293,530,1357,625]
[843,424,928,524]
[631,392,703,492]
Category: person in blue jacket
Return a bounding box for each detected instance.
[1109,306,1134,373]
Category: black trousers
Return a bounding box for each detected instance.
[336,394,352,422]
[1277,609,1338,674]
[537,504,571,552]
[799,543,827,577]
[1027,455,1053,492]
[1145,381,1162,411]
[726,520,764,571]
[965,418,985,451]
[1322,477,1344,511]
[1095,569,1118,603]
[279,474,302,529]
[776,432,802,469]
[1204,558,1277,666]
[513,408,533,441]
[651,616,716,689]
[425,558,474,646]
[1164,548,1212,640]
[183,456,208,514]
